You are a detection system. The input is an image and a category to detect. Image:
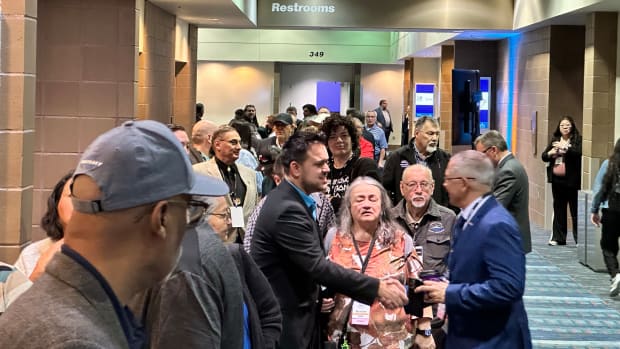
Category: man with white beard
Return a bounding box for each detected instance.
[383,117,452,208]
[391,164,455,349]
[391,164,455,275]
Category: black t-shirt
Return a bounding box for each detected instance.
[326,156,379,214]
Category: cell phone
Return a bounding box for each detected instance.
[419,270,443,282]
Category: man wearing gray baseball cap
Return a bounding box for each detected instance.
[0,120,228,349]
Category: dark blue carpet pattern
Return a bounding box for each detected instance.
[525,251,620,348]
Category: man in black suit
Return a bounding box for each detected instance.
[475,130,532,253]
[374,99,393,142]
[251,132,408,349]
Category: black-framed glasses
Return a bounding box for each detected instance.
[481,147,493,154]
[402,181,433,190]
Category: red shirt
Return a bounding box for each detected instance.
[359,136,374,159]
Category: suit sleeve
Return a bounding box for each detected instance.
[274,205,380,304]
[240,248,282,349]
[444,221,525,314]
[493,168,517,209]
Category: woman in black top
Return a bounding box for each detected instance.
[542,116,582,245]
[321,115,379,215]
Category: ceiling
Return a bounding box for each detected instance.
[149,0,256,28]
[151,0,620,58]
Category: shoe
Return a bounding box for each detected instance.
[548,240,558,246]
[611,274,620,297]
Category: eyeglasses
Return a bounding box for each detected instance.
[168,199,210,225]
[402,181,433,190]
[218,139,241,146]
[210,208,232,223]
[481,147,493,154]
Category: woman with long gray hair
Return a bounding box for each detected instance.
[323,177,434,349]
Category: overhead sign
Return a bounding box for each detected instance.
[258,0,513,30]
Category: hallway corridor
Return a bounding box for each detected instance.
[525,225,620,348]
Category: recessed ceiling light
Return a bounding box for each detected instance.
[205,18,221,21]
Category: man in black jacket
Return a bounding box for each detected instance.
[251,132,408,349]
[383,116,451,207]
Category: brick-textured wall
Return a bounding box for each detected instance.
[496,25,590,229]
[172,25,198,132]
[33,0,137,241]
[137,1,175,123]
[0,0,37,262]
[582,13,617,190]
[440,45,454,153]
[497,27,551,227]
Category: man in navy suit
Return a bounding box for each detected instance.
[416,150,531,349]
[374,99,393,142]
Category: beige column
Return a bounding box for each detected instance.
[403,58,414,141]
[582,12,618,189]
[440,45,454,153]
[0,0,37,262]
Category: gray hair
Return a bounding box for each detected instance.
[449,150,495,187]
[474,130,508,152]
[339,176,400,247]
[401,164,434,183]
[414,116,439,132]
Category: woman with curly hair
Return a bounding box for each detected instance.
[591,138,620,297]
[542,116,582,245]
[322,115,379,215]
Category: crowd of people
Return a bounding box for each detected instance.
[10,102,616,349]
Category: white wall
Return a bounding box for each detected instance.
[196,61,274,126]
[361,63,405,145]
[279,63,354,113]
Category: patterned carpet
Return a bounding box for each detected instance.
[525,225,620,348]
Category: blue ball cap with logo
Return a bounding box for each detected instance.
[72,120,228,213]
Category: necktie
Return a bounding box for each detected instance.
[453,215,466,241]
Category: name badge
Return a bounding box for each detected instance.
[350,301,371,326]
[230,206,244,228]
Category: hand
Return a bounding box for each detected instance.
[321,298,335,313]
[415,280,448,304]
[552,141,560,148]
[30,238,64,281]
[414,332,436,349]
[591,213,601,227]
[377,278,408,309]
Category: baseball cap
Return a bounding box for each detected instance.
[274,113,293,125]
[71,120,229,213]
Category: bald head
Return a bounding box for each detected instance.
[192,120,218,155]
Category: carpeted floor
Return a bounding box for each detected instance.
[525,224,620,348]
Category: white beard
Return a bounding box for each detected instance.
[426,144,437,154]
[410,198,427,208]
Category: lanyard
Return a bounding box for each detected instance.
[351,233,377,274]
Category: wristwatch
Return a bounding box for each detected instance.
[416,328,432,337]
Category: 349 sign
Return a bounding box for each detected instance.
[309,51,325,58]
